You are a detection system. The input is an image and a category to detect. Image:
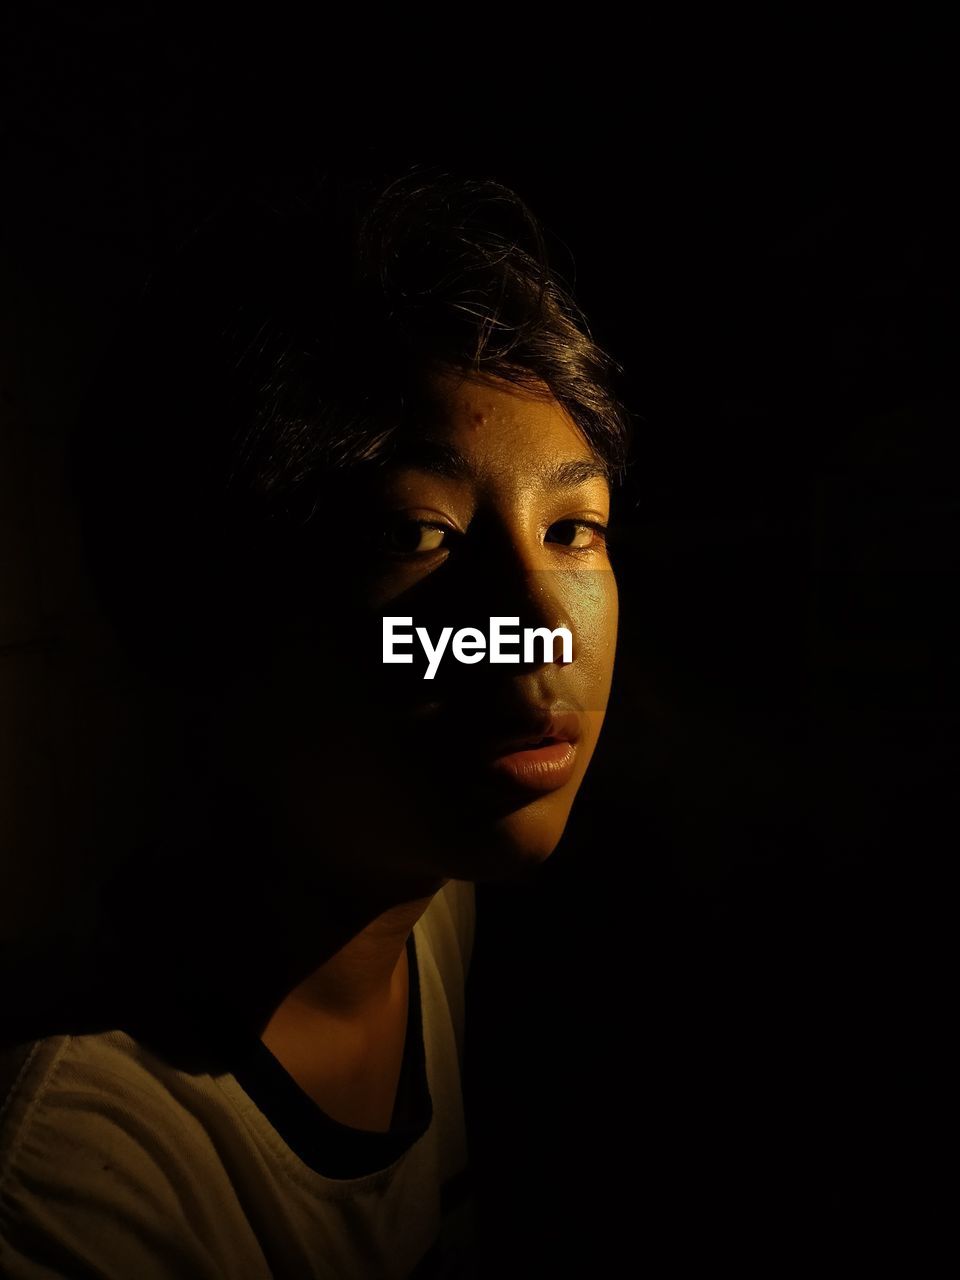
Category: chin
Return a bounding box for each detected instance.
[436,789,576,883]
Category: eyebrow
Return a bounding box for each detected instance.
[386,439,611,488]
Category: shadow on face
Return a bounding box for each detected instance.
[207,368,620,892]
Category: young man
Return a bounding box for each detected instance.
[0,166,631,1277]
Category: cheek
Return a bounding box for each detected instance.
[568,569,619,713]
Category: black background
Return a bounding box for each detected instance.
[1,10,953,1270]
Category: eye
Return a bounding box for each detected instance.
[382,518,452,556]
[545,519,609,550]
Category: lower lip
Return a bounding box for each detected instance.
[483,740,578,793]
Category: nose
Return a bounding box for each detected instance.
[464,520,579,671]
[496,569,575,668]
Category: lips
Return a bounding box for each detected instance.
[400,702,584,796]
[477,708,583,794]
[484,708,583,759]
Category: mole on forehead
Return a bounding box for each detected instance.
[444,390,514,428]
[428,366,557,418]
[450,398,583,449]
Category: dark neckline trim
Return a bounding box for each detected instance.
[229,930,433,1179]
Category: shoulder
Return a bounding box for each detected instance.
[0,1032,225,1279]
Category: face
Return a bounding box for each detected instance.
[217,367,619,895]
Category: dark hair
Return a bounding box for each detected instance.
[67,165,633,689]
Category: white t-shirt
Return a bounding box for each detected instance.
[0,878,478,1279]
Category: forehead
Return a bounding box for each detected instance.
[427,366,589,451]
[395,367,606,483]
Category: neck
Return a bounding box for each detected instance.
[271,890,435,1019]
